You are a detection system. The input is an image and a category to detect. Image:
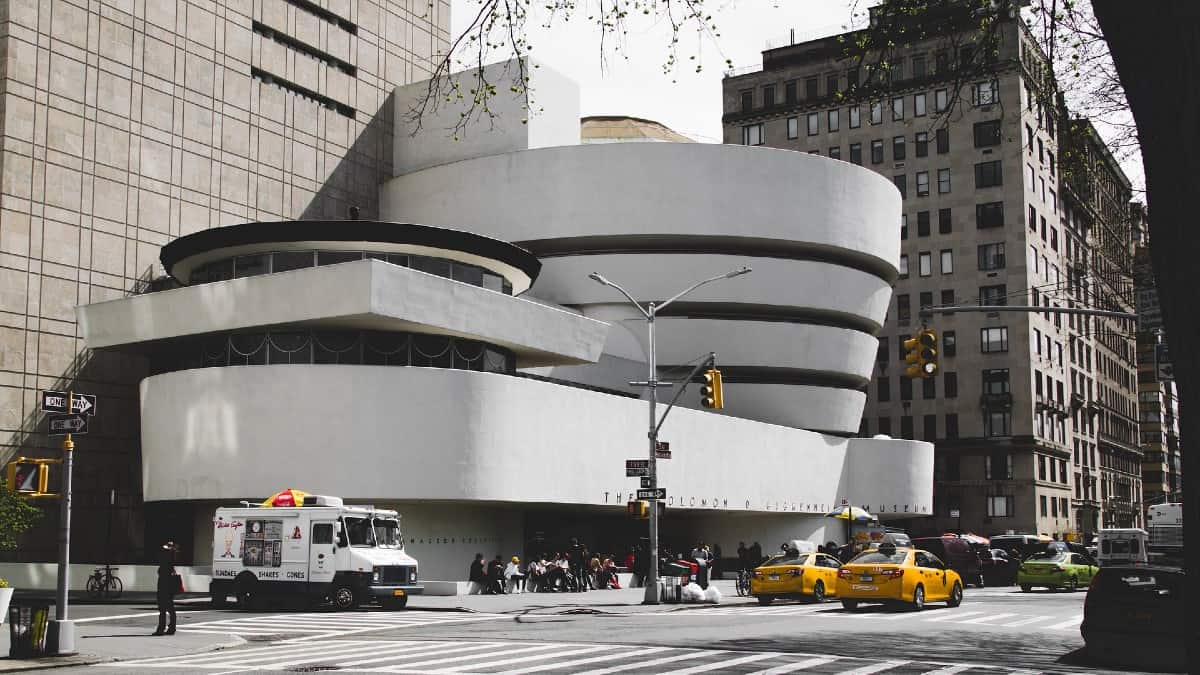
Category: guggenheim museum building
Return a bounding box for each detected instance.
[78,60,931,578]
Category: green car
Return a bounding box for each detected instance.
[1018,551,1099,592]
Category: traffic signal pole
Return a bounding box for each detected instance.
[49,391,76,655]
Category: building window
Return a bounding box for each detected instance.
[892,96,904,120]
[786,117,798,139]
[893,175,907,199]
[849,105,861,128]
[940,249,953,274]
[1028,204,1037,232]
[1039,455,1047,480]
[941,288,954,305]
[899,254,909,278]
[878,416,891,435]
[914,92,927,117]
[973,119,1002,147]
[919,252,932,277]
[877,377,891,402]
[922,414,937,442]
[917,211,931,236]
[983,368,1010,395]
[923,378,936,401]
[943,330,956,356]
[785,81,797,104]
[945,372,958,398]
[973,79,999,105]
[849,143,862,165]
[975,160,1003,188]
[900,415,914,439]
[938,208,952,234]
[915,132,929,157]
[897,294,911,325]
[985,411,1012,437]
[946,413,959,438]
[827,74,839,96]
[763,84,776,107]
[986,451,1014,480]
[847,68,860,89]
[900,376,913,402]
[893,136,906,160]
[1040,495,1048,516]
[987,495,1014,517]
[936,127,950,153]
[976,201,1004,228]
[1050,228,1059,251]
[920,290,933,309]
[934,88,948,112]
[980,284,1007,306]
[937,168,951,193]
[807,112,819,136]
[829,146,841,160]
[742,124,763,146]
[978,242,1006,270]
[916,172,930,197]
[877,336,889,362]
[871,139,884,164]
[805,77,819,99]
[912,54,927,78]
[828,109,840,132]
[901,214,908,239]
[981,326,1009,353]
[1025,124,1035,152]
[740,90,753,112]
[870,101,883,124]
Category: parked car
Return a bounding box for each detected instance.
[750,550,842,605]
[836,545,963,611]
[911,536,983,587]
[1081,565,1186,671]
[1018,550,1099,592]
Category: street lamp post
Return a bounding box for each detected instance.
[588,267,751,604]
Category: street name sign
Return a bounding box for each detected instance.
[41,391,97,416]
[637,488,666,500]
[654,441,671,459]
[625,459,650,477]
[48,414,88,436]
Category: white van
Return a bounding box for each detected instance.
[210,495,422,610]
[1096,528,1148,566]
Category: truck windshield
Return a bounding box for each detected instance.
[344,517,376,547]
[373,518,402,548]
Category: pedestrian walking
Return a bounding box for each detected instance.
[153,541,180,636]
[467,553,486,595]
[504,556,525,593]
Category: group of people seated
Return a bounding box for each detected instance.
[467,544,624,595]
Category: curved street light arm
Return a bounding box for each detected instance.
[587,273,649,319]
[656,267,752,315]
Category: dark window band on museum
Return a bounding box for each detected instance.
[189,250,514,295]
[152,330,515,374]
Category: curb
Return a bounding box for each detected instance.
[0,634,246,672]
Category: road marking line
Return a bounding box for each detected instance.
[657,652,782,674]
[747,656,839,674]
[487,646,669,674]
[253,641,443,670]
[338,642,497,667]
[924,610,986,622]
[919,665,974,675]
[183,640,382,668]
[75,610,204,623]
[431,645,611,673]
[1045,614,1082,630]
[369,642,569,671]
[959,612,1018,625]
[998,615,1054,628]
[572,649,717,674]
[835,660,911,675]
[94,640,368,666]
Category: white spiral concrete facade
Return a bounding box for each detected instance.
[380,143,901,433]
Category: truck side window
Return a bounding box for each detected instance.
[313,523,333,545]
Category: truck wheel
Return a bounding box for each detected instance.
[332,584,360,611]
[234,575,260,611]
[384,596,408,610]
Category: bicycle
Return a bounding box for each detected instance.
[86,564,123,599]
[735,568,752,597]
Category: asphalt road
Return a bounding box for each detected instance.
[47,588,1162,674]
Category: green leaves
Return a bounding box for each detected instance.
[0,483,42,552]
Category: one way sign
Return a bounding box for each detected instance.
[41,391,97,416]
[48,414,88,436]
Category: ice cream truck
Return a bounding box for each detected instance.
[210,492,422,610]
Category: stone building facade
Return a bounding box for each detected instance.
[720,0,1141,541]
[0,0,448,562]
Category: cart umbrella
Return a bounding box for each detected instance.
[825,505,875,546]
[261,488,308,507]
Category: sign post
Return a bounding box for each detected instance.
[42,389,95,655]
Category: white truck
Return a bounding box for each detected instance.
[1145,502,1184,567]
[1095,528,1149,565]
[210,495,422,610]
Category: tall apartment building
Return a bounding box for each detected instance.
[721,0,1141,540]
[0,0,448,562]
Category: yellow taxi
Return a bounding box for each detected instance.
[836,545,964,611]
[750,545,842,605]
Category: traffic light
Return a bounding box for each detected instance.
[6,459,48,495]
[700,369,724,409]
[627,500,649,519]
[903,329,939,379]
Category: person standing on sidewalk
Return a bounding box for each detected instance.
[153,541,179,636]
[467,553,486,595]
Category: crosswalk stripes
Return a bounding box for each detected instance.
[100,638,1050,674]
[666,603,1082,631]
[174,609,508,640]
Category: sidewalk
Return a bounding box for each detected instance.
[0,622,243,672]
[408,579,756,614]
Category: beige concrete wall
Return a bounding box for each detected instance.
[0,0,448,562]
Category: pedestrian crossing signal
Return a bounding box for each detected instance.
[627,500,650,519]
[5,459,49,495]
